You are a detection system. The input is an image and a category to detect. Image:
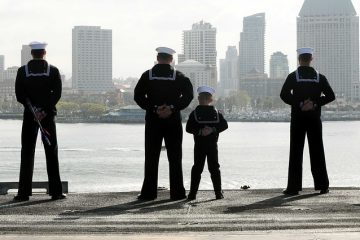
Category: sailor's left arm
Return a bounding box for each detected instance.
[213,113,228,133]
[47,67,62,112]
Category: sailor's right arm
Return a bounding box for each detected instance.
[15,68,26,105]
[134,72,151,110]
[280,74,295,106]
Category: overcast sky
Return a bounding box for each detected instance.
[0,0,359,79]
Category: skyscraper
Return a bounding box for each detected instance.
[238,13,265,79]
[179,21,217,67]
[220,46,238,97]
[269,51,289,79]
[72,26,113,93]
[21,45,32,66]
[297,0,359,99]
[0,55,4,72]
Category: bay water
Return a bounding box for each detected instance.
[1,120,359,193]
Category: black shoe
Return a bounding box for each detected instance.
[137,194,156,201]
[187,193,196,200]
[51,193,67,200]
[215,192,224,200]
[282,189,299,195]
[320,189,329,194]
[170,195,187,201]
[13,195,29,202]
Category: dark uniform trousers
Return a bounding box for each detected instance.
[18,111,63,196]
[190,141,221,194]
[141,117,186,199]
[287,114,329,191]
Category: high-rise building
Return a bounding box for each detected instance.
[0,55,4,72]
[176,60,217,97]
[297,0,359,99]
[21,45,32,66]
[269,51,289,79]
[179,21,217,67]
[238,13,265,79]
[220,46,238,97]
[72,26,113,93]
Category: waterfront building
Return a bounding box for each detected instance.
[240,71,283,101]
[270,52,289,79]
[102,105,145,123]
[240,70,268,100]
[72,26,114,93]
[176,60,217,97]
[297,0,359,100]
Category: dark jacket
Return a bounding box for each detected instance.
[280,66,335,118]
[134,64,193,121]
[186,105,228,144]
[15,59,62,115]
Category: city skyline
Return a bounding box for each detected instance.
[0,0,359,79]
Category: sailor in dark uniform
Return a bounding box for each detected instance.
[14,41,66,201]
[280,47,335,195]
[186,86,228,200]
[134,47,193,201]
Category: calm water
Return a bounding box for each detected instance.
[1,119,360,193]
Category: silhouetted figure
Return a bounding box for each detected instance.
[280,47,335,196]
[134,47,193,201]
[186,86,228,200]
[14,41,66,201]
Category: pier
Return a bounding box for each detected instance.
[0,188,360,238]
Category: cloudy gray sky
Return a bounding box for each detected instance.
[0,0,359,79]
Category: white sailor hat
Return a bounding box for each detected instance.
[29,41,48,50]
[297,47,314,56]
[156,47,176,55]
[197,86,215,95]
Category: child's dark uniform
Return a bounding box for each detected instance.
[186,105,228,198]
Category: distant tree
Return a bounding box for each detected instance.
[57,101,80,116]
[0,99,6,112]
[80,103,106,116]
[215,98,225,112]
[272,97,287,109]
[225,90,250,111]
[262,97,273,109]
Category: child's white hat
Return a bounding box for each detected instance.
[197,86,215,95]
